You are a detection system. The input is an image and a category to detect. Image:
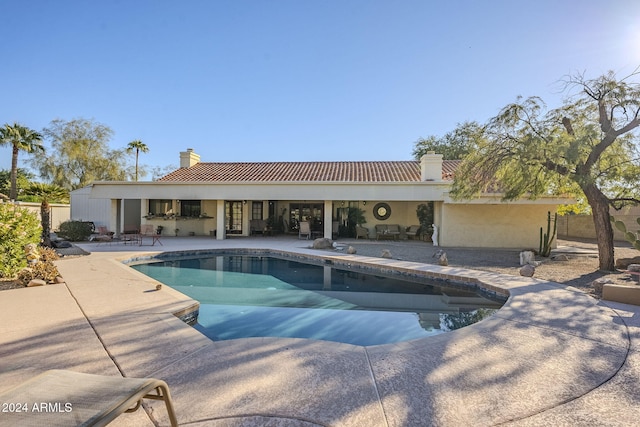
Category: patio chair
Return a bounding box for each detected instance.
[0,369,178,427]
[94,226,115,245]
[355,225,369,239]
[299,221,311,239]
[139,224,163,246]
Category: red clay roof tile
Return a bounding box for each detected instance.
[158,160,460,182]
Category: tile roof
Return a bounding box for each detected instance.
[158,160,460,182]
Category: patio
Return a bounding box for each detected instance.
[0,237,639,426]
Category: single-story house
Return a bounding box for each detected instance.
[79,148,571,248]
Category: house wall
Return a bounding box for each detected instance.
[440,203,559,248]
[70,187,112,228]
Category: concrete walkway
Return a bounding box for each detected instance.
[1,237,639,426]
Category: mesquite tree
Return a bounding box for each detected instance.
[451,70,640,271]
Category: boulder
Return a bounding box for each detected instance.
[615,256,640,270]
[551,254,570,261]
[313,238,333,249]
[591,277,614,294]
[519,250,535,266]
[381,249,392,259]
[433,249,448,266]
[27,279,46,287]
[519,264,535,277]
[346,246,357,254]
[627,264,640,272]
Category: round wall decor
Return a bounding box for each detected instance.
[373,202,391,220]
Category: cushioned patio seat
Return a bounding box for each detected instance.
[0,369,178,427]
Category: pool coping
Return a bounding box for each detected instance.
[2,238,639,426]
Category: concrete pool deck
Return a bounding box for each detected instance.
[1,237,639,426]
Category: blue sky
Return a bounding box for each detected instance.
[2,0,639,177]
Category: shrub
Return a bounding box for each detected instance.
[18,260,60,285]
[58,220,94,241]
[0,203,41,278]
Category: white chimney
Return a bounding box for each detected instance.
[180,148,200,168]
[420,152,443,181]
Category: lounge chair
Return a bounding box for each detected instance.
[94,226,115,245]
[0,369,178,427]
[299,221,311,239]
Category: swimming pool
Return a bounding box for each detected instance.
[131,253,503,346]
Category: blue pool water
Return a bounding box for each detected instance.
[132,254,501,346]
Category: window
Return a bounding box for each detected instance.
[148,199,173,216]
[252,201,263,220]
[180,200,201,217]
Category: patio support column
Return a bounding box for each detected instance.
[110,199,119,235]
[323,200,332,239]
[118,199,125,235]
[216,200,225,240]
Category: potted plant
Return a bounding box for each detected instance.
[416,203,434,241]
[156,225,163,235]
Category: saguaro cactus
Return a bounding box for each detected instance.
[539,211,558,257]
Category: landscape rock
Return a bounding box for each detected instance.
[27,279,46,287]
[591,277,614,294]
[519,250,535,266]
[346,246,357,254]
[627,264,640,272]
[519,264,535,277]
[381,249,392,259]
[551,254,570,261]
[433,249,448,266]
[615,256,640,269]
[312,238,333,249]
[54,276,65,284]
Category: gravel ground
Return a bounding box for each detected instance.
[341,238,640,298]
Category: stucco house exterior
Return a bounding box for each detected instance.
[81,149,571,248]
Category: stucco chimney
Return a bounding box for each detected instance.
[420,152,443,181]
[180,148,200,168]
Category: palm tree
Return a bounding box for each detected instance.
[0,123,44,200]
[125,140,149,181]
[23,183,69,247]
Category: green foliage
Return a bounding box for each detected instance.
[416,203,434,235]
[0,168,35,199]
[126,139,150,181]
[538,211,558,257]
[58,220,94,241]
[31,118,127,190]
[0,123,45,200]
[610,216,640,251]
[0,203,41,277]
[343,207,366,237]
[413,121,484,160]
[448,70,640,270]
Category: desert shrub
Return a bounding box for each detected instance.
[39,246,60,263]
[0,203,41,278]
[58,220,94,241]
[18,260,61,285]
